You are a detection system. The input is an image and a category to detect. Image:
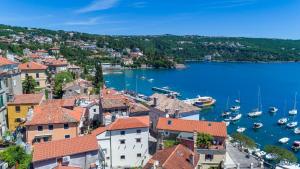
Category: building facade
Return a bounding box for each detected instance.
[19,61,48,89]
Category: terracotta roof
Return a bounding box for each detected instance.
[25,105,79,126]
[129,102,150,114]
[108,116,149,131]
[0,57,17,66]
[144,144,199,169]
[101,98,129,109]
[53,165,81,169]
[42,99,75,108]
[62,79,92,91]
[33,135,98,162]
[19,61,47,70]
[8,93,44,105]
[147,93,200,115]
[156,117,227,137]
[91,126,108,135]
[69,107,86,121]
[44,58,68,66]
[101,88,126,99]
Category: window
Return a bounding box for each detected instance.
[205,154,214,161]
[36,81,40,86]
[65,135,70,139]
[0,80,2,89]
[167,120,172,125]
[44,137,49,142]
[64,124,69,129]
[120,131,125,135]
[36,73,39,78]
[15,106,20,112]
[37,126,43,131]
[25,73,29,77]
[136,138,141,143]
[120,139,125,144]
[137,153,142,158]
[93,109,97,112]
[0,95,4,108]
[48,125,53,130]
[15,118,22,122]
[136,129,141,134]
[106,157,110,160]
[120,155,125,159]
[13,79,16,86]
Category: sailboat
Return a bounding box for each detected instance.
[289,92,298,115]
[222,96,231,117]
[287,115,298,128]
[248,87,263,117]
[253,122,263,129]
[278,100,288,125]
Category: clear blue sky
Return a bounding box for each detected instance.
[0,0,299,39]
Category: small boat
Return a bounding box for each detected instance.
[225,121,230,126]
[291,141,300,150]
[253,122,263,129]
[184,96,216,108]
[231,113,242,121]
[287,121,298,128]
[235,99,240,104]
[222,111,231,117]
[294,127,300,134]
[278,118,288,125]
[265,153,278,160]
[140,76,146,80]
[279,137,290,144]
[237,127,246,133]
[230,106,240,111]
[148,78,154,82]
[289,92,298,115]
[248,110,262,117]
[269,107,278,113]
[255,151,266,157]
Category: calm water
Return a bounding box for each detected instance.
[104,62,300,158]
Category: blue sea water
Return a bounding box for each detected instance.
[104,62,300,158]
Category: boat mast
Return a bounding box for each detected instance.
[294,92,297,110]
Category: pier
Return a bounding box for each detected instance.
[151,87,180,97]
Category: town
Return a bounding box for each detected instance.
[0,24,299,169]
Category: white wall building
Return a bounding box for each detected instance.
[93,116,150,169]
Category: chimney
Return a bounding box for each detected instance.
[153,97,158,106]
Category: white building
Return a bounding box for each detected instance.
[93,116,150,169]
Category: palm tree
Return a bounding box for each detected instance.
[196,133,213,149]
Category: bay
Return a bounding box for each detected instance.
[104,62,300,159]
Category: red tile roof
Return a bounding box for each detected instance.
[53,165,81,169]
[19,61,47,70]
[108,116,149,131]
[33,135,98,162]
[25,105,79,126]
[92,116,150,134]
[42,99,76,108]
[144,144,199,169]
[69,107,86,121]
[44,58,68,66]
[8,93,44,105]
[0,57,16,66]
[156,117,227,137]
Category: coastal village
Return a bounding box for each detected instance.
[0,26,299,169]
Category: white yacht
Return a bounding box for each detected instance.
[287,121,298,128]
[289,92,298,115]
[248,110,262,117]
[278,137,290,144]
[278,118,288,125]
[230,105,240,111]
[269,107,278,113]
[237,127,246,133]
[294,127,300,134]
[248,87,263,117]
[253,122,263,129]
[231,113,242,121]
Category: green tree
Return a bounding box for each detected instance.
[196,133,213,148]
[264,145,297,163]
[53,71,73,98]
[93,62,104,94]
[22,76,37,94]
[231,132,256,148]
[0,145,32,169]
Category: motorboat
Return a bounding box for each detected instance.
[193,96,216,108]
[140,76,146,80]
[291,141,300,151]
[222,111,231,117]
[278,118,288,125]
[289,109,297,115]
[231,113,242,121]
[294,127,300,134]
[235,99,240,104]
[253,122,263,129]
[265,153,278,160]
[237,127,246,133]
[230,105,240,111]
[248,110,262,117]
[269,107,278,113]
[225,121,230,126]
[278,137,290,144]
[255,151,266,158]
[148,78,154,82]
[287,121,298,128]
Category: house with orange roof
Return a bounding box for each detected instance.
[25,103,87,145]
[93,116,150,168]
[32,135,100,169]
[7,93,45,131]
[19,61,48,88]
[156,117,227,169]
[0,57,22,137]
[143,144,199,169]
[43,58,68,74]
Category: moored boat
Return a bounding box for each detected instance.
[291,141,300,151]
[230,105,240,111]
[287,121,298,128]
[237,127,246,133]
[278,118,288,125]
[294,127,300,134]
[289,92,298,115]
[222,111,231,117]
[253,122,263,129]
[269,107,278,113]
[184,96,216,108]
[265,153,278,160]
[278,137,290,144]
[231,113,242,121]
[248,110,262,117]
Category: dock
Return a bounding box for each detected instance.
[151,87,180,97]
